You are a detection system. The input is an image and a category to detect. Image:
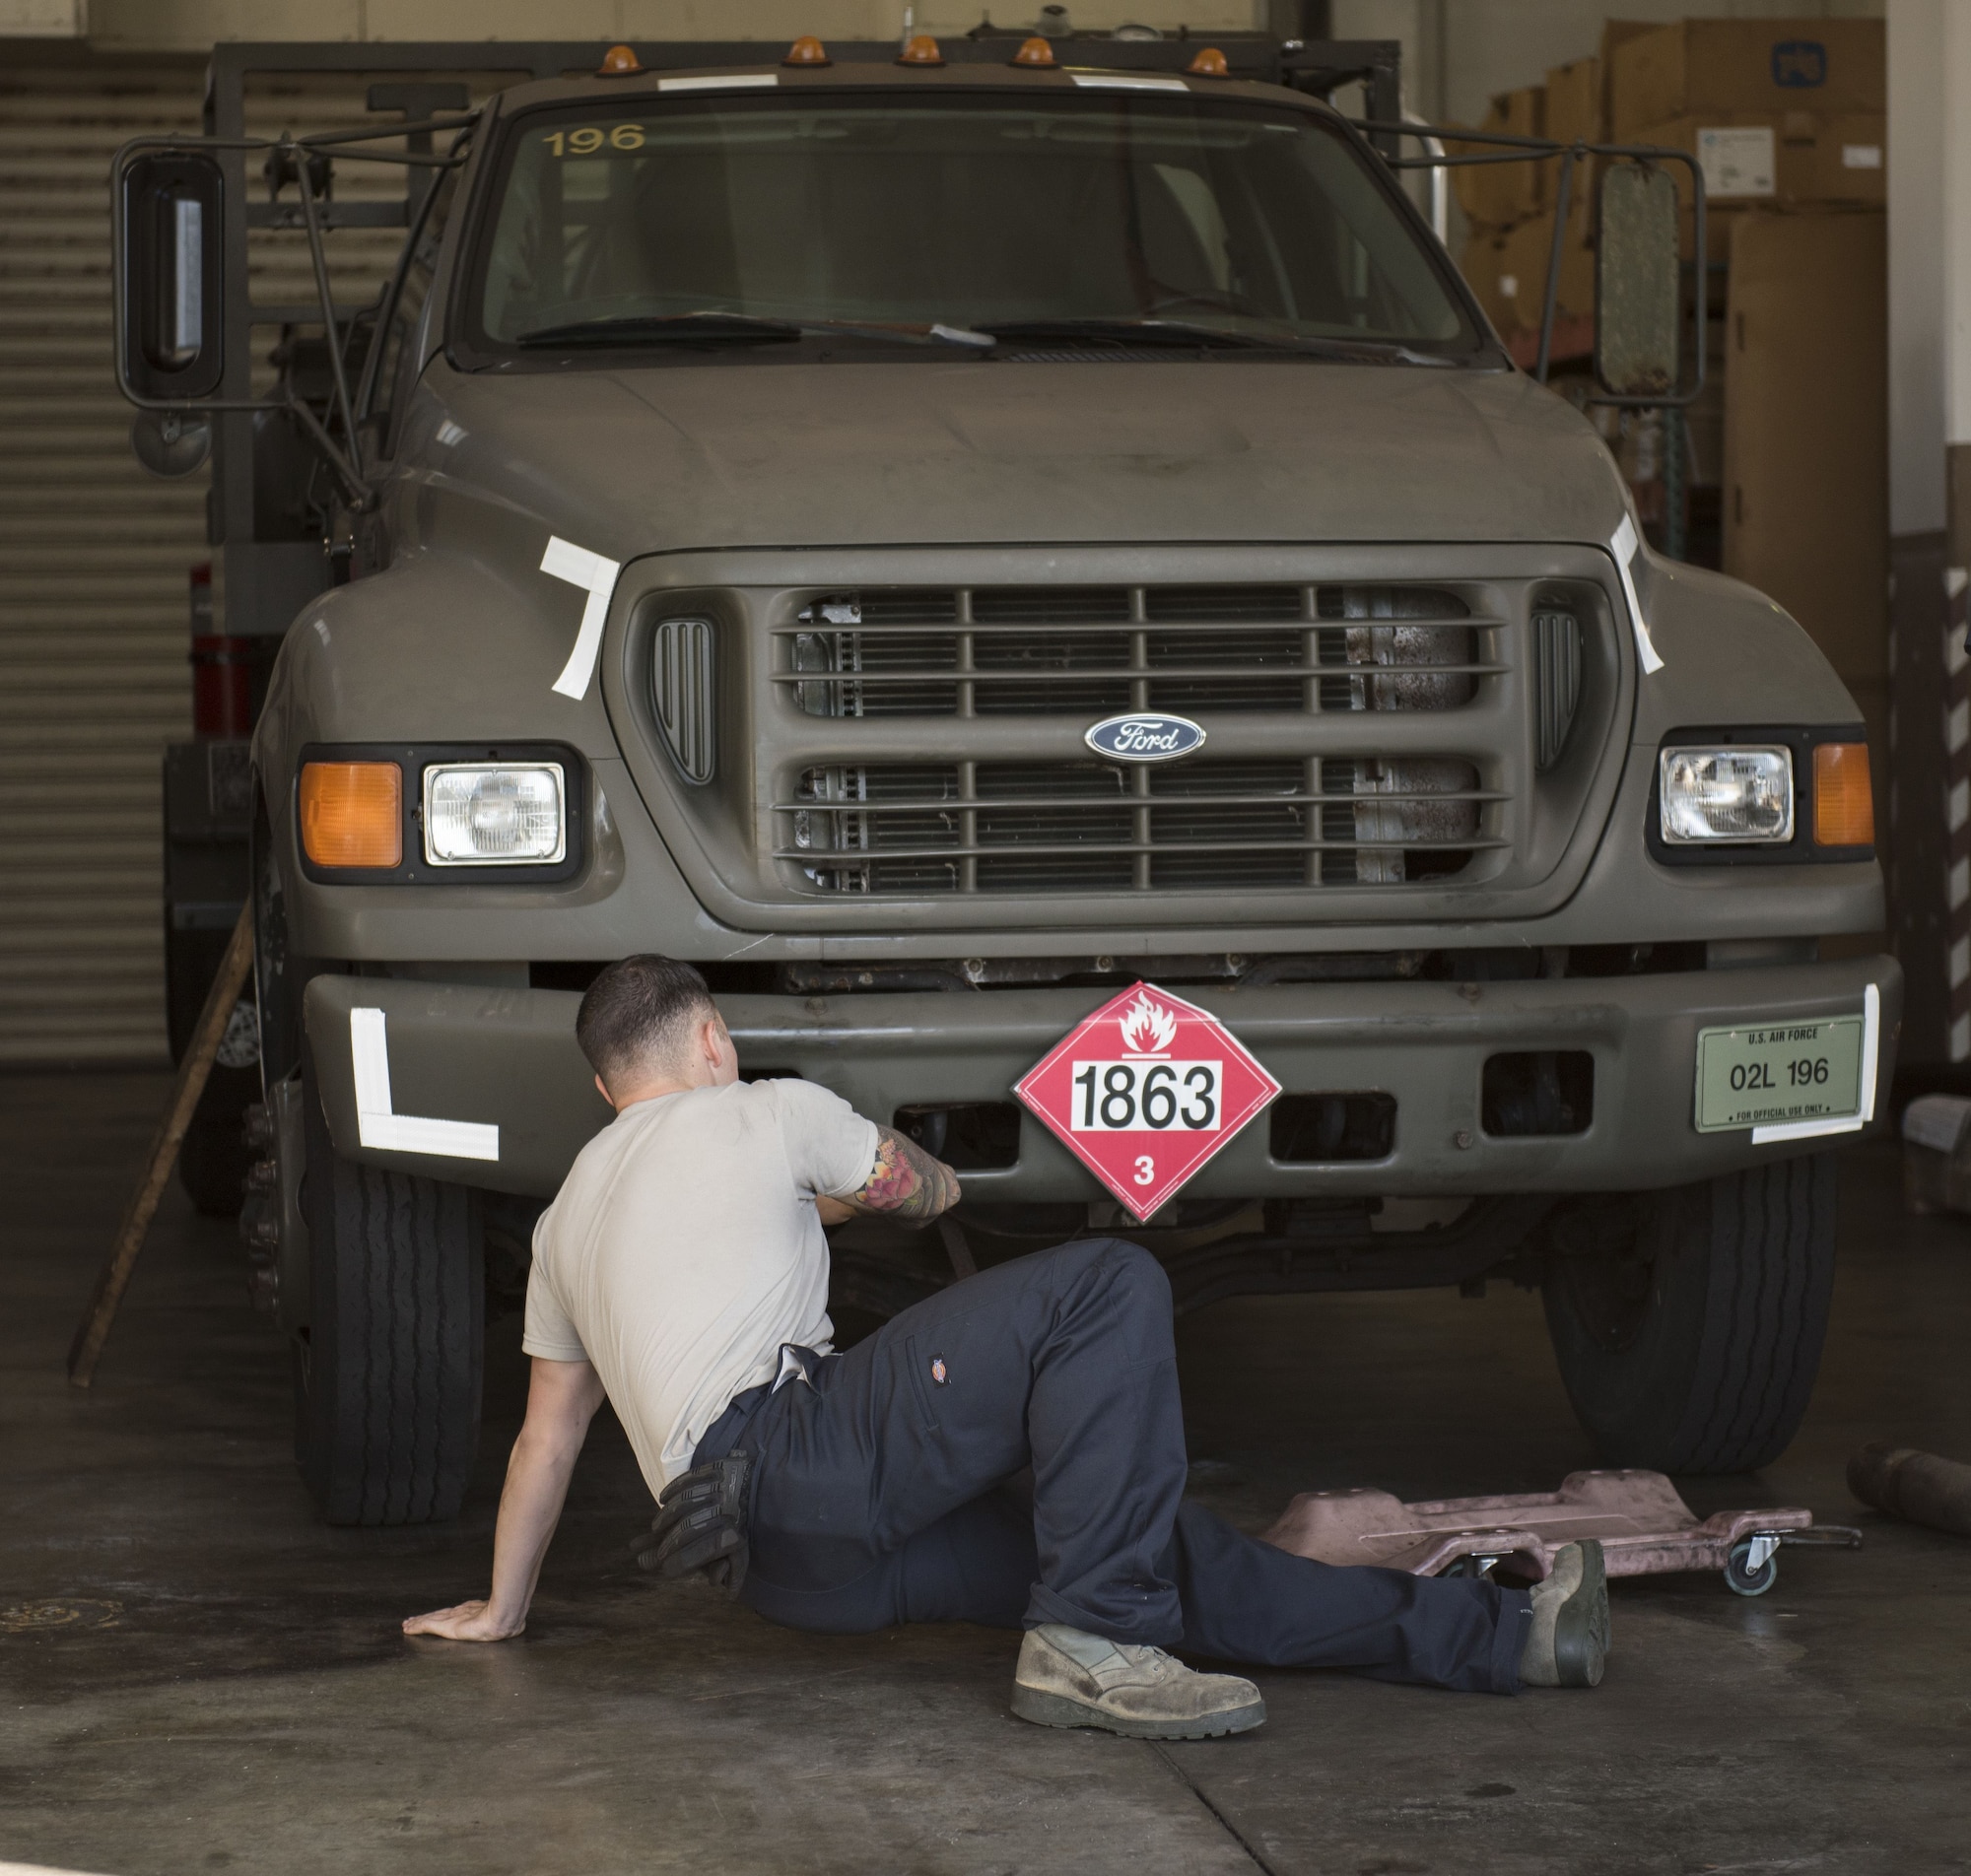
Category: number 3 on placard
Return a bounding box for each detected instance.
[1133,1155,1155,1185]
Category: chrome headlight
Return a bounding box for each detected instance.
[423,763,566,865]
[1659,746,1794,844]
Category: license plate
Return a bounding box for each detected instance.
[1693,1014,1867,1133]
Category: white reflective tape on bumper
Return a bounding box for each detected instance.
[1748,983,1879,1144]
[349,1006,501,1162]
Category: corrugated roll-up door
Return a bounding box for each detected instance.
[0,57,486,1064]
[0,55,207,1065]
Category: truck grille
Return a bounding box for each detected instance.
[766,581,1529,897]
[784,583,1486,718]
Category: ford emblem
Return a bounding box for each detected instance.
[1084,712,1207,764]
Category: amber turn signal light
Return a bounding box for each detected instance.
[1012,35,1056,66]
[301,762,403,869]
[783,35,830,66]
[898,34,944,66]
[1812,742,1874,847]
[1188,46,1231,77]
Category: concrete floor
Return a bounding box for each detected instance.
[3,1073,1969,1876]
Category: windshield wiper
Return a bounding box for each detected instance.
[516,311,997,351]
[979,317,1454,364]
[515,311,804,347]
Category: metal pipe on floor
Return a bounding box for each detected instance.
[1847,1442,1971,1538]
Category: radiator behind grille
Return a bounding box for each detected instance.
[784,756,1493,895]
[785,583,1485,720]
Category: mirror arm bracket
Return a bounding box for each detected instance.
[283,393,375,511]
[1533,144,1582,384]
[288,140,365,483]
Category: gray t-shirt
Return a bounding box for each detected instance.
[522,1078,878,1492]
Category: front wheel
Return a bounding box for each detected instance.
[1541,1156,1836,1475]
[296,1062,484,1525]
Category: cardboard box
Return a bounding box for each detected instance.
[1540,56,1602,215]
[1609,18,1884,142]
[1785,111,1886,205]
[1634,113,1887,215]
[1451,85,1546,231]
[1723,209,1887,692]
[1599,18,1661,120]
[1461,202,1595,336]
[1545,55,1601,147]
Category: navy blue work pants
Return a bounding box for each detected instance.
[697,1237,1529,1696]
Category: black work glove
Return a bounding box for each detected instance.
[633,1450,751,1594]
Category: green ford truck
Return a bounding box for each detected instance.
[118,35,1899,1524]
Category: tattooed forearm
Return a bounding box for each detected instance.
[839,1125,961,1223]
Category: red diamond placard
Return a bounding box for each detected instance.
[1013,982,1282,1223]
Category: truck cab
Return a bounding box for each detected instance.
[121,35,1898,1524]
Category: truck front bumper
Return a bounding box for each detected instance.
[303,955,1902,1201]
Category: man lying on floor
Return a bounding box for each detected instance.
[405,954,1610,1736]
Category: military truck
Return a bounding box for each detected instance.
[116,34,1900,1526]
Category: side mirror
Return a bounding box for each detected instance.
[1595,163,1679,398]
[119,151,225,401]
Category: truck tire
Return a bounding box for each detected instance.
[1541,1155,1835,1475]
[297,1065,483,1525]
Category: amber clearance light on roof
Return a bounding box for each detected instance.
[300,761,403,869]
[898,34,944,66]
[783,35,830,66]
[596,43,644,77]
[1012,35,1056,66]
[1812,742,1875,847]
[1187,46,1232,78]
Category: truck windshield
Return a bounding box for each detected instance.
[469,89,1477,357]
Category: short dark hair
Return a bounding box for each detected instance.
[577,955,717,1088]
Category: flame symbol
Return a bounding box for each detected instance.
[1119,990,1178,1057]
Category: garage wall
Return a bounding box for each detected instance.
[0,51,452,1067]
[0,54,206,1064]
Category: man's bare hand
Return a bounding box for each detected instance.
[402,1599,525,1642]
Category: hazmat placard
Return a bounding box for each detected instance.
[1014,983,1281,1222]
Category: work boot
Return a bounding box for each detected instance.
[1011,1623,1265,1739]
[1518,1539,1609,1688]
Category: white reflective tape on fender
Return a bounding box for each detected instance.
[541,534,622,702]
[1610,514,1665,675]
[349,1006,500,1162]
